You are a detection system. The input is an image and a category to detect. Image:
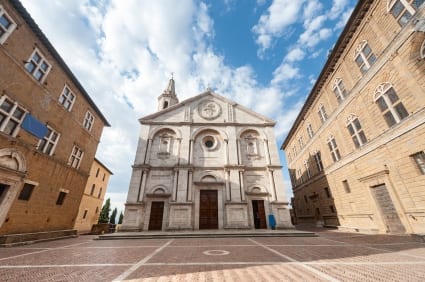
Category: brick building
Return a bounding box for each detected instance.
[282,0,425,234]
[74,158,113,234]
[0,0,110,238]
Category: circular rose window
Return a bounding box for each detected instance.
[202,135,217,150]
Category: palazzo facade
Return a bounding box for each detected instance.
[122,79,292,231]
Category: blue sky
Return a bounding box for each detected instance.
[20,0,356,213]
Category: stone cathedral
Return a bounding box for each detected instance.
[121,78,292,231]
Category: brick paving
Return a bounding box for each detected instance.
[0,229,424,281]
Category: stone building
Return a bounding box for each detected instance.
[74,158,113,234]
[0,0,109,239]
[281,0,425,234]
[122,79,292,231]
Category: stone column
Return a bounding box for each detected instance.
[172,168,179,201]
[239,169,245,201]
[224,139,229,165]
[143,138,152,164]
[236,139,242,165]
[187,169,193,201]
[188,139,194,165]
[263,139,271,165]
[268,168,277,202]
[176,138,182,165]
[225,169,231,201]
[138,168,149,202]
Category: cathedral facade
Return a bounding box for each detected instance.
[122,79,292,231]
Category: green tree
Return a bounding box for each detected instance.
[110,207,117,224]
[98,198,111,223]
[118,211,124,224]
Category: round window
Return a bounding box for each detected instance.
[202,135,217,150]
[205,140,214,148]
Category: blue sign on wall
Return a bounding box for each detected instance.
[21,114,48,139]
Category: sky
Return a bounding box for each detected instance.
[20,0,356,214]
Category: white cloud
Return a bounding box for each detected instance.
[285,47,305,62]
[252,0,305,53]
[328,0,349,20]
[271,63,300,85]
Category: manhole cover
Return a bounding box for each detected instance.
[203,250,230,256]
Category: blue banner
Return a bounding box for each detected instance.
[21,114,48,139]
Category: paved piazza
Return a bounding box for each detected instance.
[1,229,425,281]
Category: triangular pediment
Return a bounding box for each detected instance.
[140,91,275,125]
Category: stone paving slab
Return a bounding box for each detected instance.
[0,266,129,282]
[309,264,425,282]
[169,237,255,246]
[0,228,424,281]
[148,245,290,263]
[0,247,157,265]
[127,264,328,281]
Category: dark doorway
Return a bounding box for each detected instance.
[148,201,164,231]
[252,200,267,229]
[199,190,218,229]
[371,184,406,234]
[0,183,9,203]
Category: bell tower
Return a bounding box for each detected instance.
[158,76,179,111]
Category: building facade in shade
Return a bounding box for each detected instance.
[122,79,292,231]
[0,0,110,236]
[281,0,425,234]
[74,158,113,234]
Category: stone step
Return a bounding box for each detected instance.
[96,230,316,240]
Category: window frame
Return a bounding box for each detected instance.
[342,180,351,193]
[304,159,311,179]
[318,104,328,124]
[333,78,348,104]
[313,150,324,172]
[0,5,17,44]
[25,48,51,83]
[298,136,304,149]
[346,114,367,148]
[56,189,69,205]
[420,39,425,59]
[69,145,84,169]
[306,123,314,139]
[411,151,425,175]
[18,182,37,201]
[387,0,423,26]
[83,110,95,131]
[327,135,341,162]
[374,82,409,127]
[354,41,377,74]
[37,126,60,156]
[0,95,27,137]
[58,85,76,111]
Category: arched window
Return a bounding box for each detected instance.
[163,101,169,109]
[374,82,409,127]
[333,78,348,104]
[387,0,424,27]
[326,136,341,162]
[346,114,367,148]
[420,39,425,59]
[318,104,328,124]
[354,41,377,74]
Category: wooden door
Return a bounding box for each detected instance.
[252,200,267,229]
[371,184,405,233]
[148,201,164,231]
[199,190,218,229]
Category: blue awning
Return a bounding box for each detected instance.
[21,114,48,139]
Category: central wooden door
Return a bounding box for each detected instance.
[252,200,267,229]
[148,201,164,231]
[199,190,218,229]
